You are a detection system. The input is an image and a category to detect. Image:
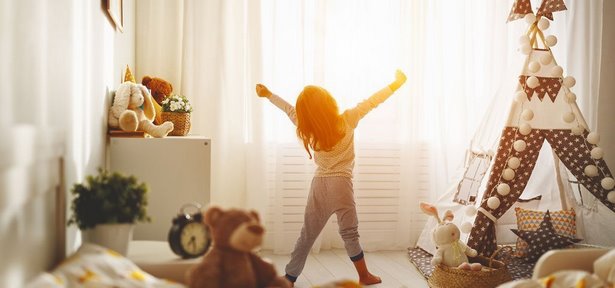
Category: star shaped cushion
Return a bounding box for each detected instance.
[511,210,581,263]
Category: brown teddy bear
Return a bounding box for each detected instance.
[142,76,173,105]
[186,207,291,288]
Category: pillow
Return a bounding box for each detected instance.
[514,207,577,257]
[27,244,185,288]
[511,210,581,263]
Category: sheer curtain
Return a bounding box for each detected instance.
[136,0,603,252]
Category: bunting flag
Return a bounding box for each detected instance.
[507,0,534,22]
[536,0,567,20]
[518,76,562,102]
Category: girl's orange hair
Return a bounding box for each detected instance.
[295,85,345,159]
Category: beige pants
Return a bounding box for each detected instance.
[285,176,363,279]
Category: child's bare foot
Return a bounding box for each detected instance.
[359,272,382,285]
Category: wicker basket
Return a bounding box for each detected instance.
[427,247,513,288]
[161,112,191,136]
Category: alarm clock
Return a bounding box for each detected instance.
[168,203,211,259]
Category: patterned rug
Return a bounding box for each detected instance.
[407,247,535,281]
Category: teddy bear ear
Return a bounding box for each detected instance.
[249,210,260,222]
[204,206,224,225]
[420,202,442,223]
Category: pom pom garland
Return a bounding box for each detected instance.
[515,91,528,102]
[465,205,478,217]
[591,147,604,160]
[584,165,599,177]
[487,197,501,209]
[602,177,615,190]
[527,76,540,88]
[519,35,530,45]
[551,66,564,77]
[528,61,541,73]
[497,183,511,196]
[608,192,615,204]
[460,222,473,234]
[514,140,527,152]
[525,14,537,24]
[503,168,516,181]
[545,35,558,47]
[538,18,550,30]
[566,92,577,103]
[562,112,575,123]
[540,54,553,65]
[522,109,534,121]
[587,132,600,145]
[519,123,532,135]
[563,76,576,88]
[520,45,532,55]
[571,126,584,136]
[508,157,521,169]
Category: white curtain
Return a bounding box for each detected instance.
[136,0,603,252]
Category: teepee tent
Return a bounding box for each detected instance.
[416,0,615,257]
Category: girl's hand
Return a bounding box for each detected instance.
[256,84,273,98]
[388,70,407,92]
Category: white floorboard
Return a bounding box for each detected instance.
[260,249,429,288]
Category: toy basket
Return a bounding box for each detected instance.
[161,112,191,136]
[427,246,513,288]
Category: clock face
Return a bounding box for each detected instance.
[180,222,209,256]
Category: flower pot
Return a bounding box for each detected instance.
[161,112,191,136]
[82,223,134,256]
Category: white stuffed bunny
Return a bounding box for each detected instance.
[108,81,174,137]
[420,202,482,271]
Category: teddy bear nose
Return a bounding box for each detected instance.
[248,224,264,235]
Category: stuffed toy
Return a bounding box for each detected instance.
[420,202,482,271]
[108,81,174,138]
[142,76,173,124]
[186,207,291,288]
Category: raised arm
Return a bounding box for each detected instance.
[256,84,297,126]
[344,70,407,128]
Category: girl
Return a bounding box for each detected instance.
[256,70,407,286]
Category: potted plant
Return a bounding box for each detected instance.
[161,94,193,136]
[68,168,150,255]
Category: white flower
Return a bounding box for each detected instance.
[185,104,191,111]
[162,98,169,104]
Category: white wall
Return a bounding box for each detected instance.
[0,0,135,284]
[599,1,615,169]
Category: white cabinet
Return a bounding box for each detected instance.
[109,136,211,241]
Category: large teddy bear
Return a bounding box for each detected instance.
[186,207,291,288]
[420,202,482,271]
[108,81,174,137]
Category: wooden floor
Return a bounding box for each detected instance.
[260,249,429,288]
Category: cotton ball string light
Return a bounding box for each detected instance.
[497,183,511,196]
[465,205,478,217]
[460,222,473,234]
[571,126,585,136]
[602,177,615,190]
[608,191,615,204]
[562,112,575,123]
[514,140,527,152]
[587,132,600,145]
[526,76,540,88]
[519,35,530,45]
[528,61,541,73]
[563,76,576,88]
[584,165,599,177]
[522,109,534,121]
[551,66,564,77]
[538,18,550,30]
[519,123,532,135]
[540,54,553,65]
[525,14,536,24]
[520,44,532,55]
[515,91,528,102]
[508,157,521,169]
[591,147,604,160]
[545,35,558,47]
[566,92,577,103]
[503,168,516,181]
[487,197,501,209]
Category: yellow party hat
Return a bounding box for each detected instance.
[124,65,136,83]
